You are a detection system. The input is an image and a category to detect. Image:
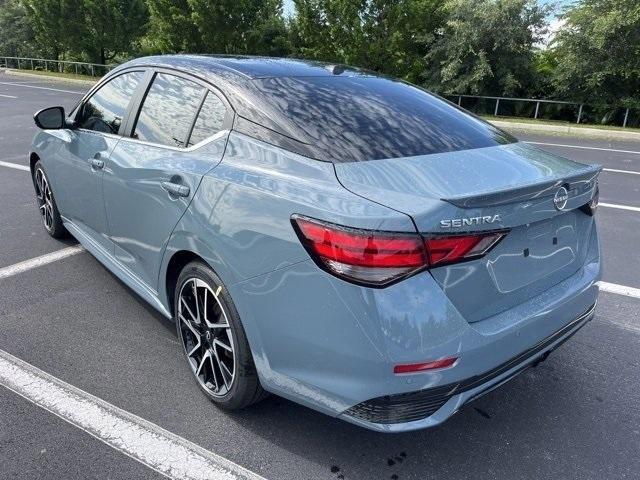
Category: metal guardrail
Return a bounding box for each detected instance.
[447,94,637,129]
[0,56,115,77]
[1,55,636,128]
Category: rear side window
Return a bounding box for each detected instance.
[76,71,143,134]
[249,76,516,162]
[187,91,227,146]
[133,73,204,148]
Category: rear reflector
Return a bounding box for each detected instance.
[292,215,507,286]
[393,357,458,374]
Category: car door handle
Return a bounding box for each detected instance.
[88,158,104,169]
[161,181,190,197]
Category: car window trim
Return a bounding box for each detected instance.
[124,67,234,150]
[117,127,231,153]
[71,68,147,137]
[185,90,230,147]
[184,90,210,147]
[128,71,202,148]
[120,69,155,137]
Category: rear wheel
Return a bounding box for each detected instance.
[33,161,66,238]
[175,261,266,410]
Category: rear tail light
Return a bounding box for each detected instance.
[292,215,507,286]
[425,232,506,266]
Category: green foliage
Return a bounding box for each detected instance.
[189,0,284,54]
[23,0,85,59]
[552,0,640,108]
[291,0,444,82]
[20,0,146,63]
[1,0,638,115]
[143,0,287,55]
[82,0,148,64]
[423,0,550,96]
[0,0,36,57]
[145,0,201,52]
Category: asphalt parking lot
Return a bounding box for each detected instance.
[1,71,639,480]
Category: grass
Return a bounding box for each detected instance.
[482,115,638,132]
[5,68,99,82]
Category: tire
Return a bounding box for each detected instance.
[174,260,266,410]
[33,161,67,239]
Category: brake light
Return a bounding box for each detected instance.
[292,215,507,286]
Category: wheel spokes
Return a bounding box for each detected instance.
[35,169,54,231]
[195,348,211,376]
[212,347,232,390]
[180,295,199,326]
[179,314,201,357]
[214,337,232,353]
[178,277,236,397]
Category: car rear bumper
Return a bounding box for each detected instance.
[339,301,596,432]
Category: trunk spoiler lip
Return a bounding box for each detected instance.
[443,164,602,208]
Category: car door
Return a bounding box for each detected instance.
[103,70,232,291]
[52,70,145,251]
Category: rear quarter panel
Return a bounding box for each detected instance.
[159,133,417,394]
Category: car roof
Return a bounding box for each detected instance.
[110,55,514,162]
[110,55,379,160]
[117,54,367,81]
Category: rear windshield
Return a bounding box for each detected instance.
[249,76,516,162]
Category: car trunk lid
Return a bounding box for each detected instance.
[334,142,601,322]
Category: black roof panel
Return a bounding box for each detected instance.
[112,55,514,162]
[118,54,367,80]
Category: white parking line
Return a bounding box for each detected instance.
[599,281,640,300]
[603,168,640,175]
[600,202,640,213]
[526,141,640,155]
[0,246,85,280]
[0,160,30,171]
[0,81,85,95]
[0,93,18,99]
[0,349,266,480]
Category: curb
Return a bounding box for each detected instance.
[3,69,97,86]
[489,119,640,141]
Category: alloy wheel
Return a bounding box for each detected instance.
[178,278,236,397]
[35,168,54,232]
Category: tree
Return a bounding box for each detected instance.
[145,0,202,53]
[552,0,640,108]
[246,15,292,57]
[188,0,285,53]
[291,0,444,82]
[423,0,549,96]
[23,0,85,60]
[82,0,148,65]
[0,0,37,57]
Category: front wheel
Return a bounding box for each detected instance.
[175,261,266,410]
[33,161,67,239]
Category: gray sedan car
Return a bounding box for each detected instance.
[30,55,601,432]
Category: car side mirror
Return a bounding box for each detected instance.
[34,106,66,130]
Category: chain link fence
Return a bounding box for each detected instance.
[446,94,639,129]
[0,56,115,77]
